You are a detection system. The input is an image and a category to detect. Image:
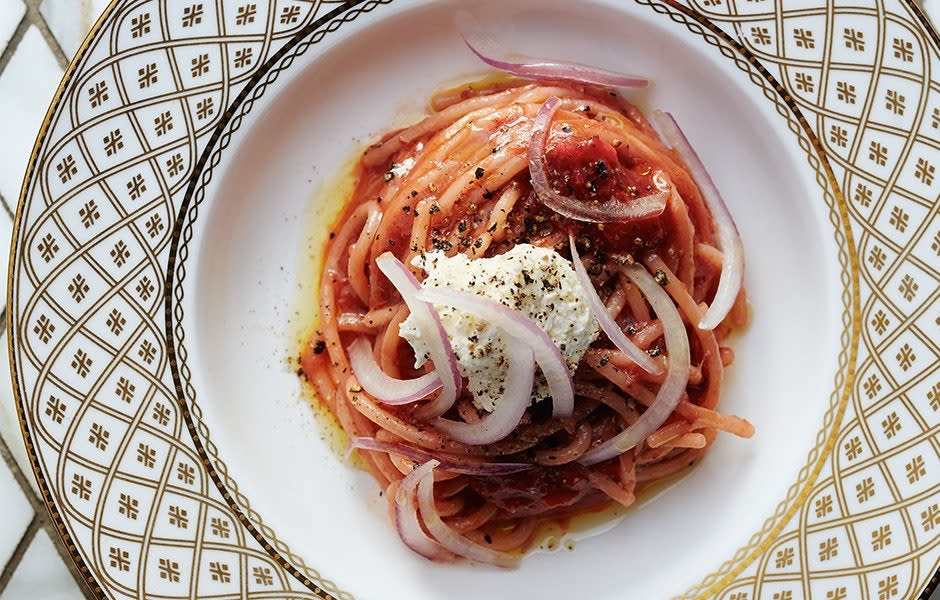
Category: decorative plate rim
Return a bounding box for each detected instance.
[8,1,940,599]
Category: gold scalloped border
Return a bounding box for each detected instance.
[167,1,859,599]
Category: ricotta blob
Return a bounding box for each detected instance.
[399,244,599,412]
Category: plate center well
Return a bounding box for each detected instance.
[176,1,847,598]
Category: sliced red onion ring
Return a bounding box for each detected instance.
[433,337,534,445]
[348,337,442,405]
[528,97,669,223]
[649,110,744,330]
[569,235,661,375]
[416,460,520,567]
[415,286,574,418]
[456,11,648,89]
[376,253,462,418]
[349,437,532,476]
[395,461,455,561]
[579,263,690,466]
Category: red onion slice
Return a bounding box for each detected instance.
[650,110,744,330]
[395,461,455,561]
[456,11,648,89]
[528,97,669,223]
[579,263,690,466]
[433,337,534,445]
[376,253,462,418]
[348,337,442,405]
[349,437,532,476]
[415,286,575,418]
[569,235,661,375]
[417,460,520,567]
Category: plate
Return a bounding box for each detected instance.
[8,0,939,598]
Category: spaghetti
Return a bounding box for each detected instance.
[300,43,753,566]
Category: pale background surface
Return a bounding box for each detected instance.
[0,0,936,598]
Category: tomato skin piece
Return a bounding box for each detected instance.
[545,135,665,253]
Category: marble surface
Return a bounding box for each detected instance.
[0,0,84,596]
[0,0,936,599]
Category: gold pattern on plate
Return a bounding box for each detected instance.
[7,0,939,599]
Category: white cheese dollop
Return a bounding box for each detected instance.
[399,244,599,413]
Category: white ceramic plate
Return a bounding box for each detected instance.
[10,1,940,598]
